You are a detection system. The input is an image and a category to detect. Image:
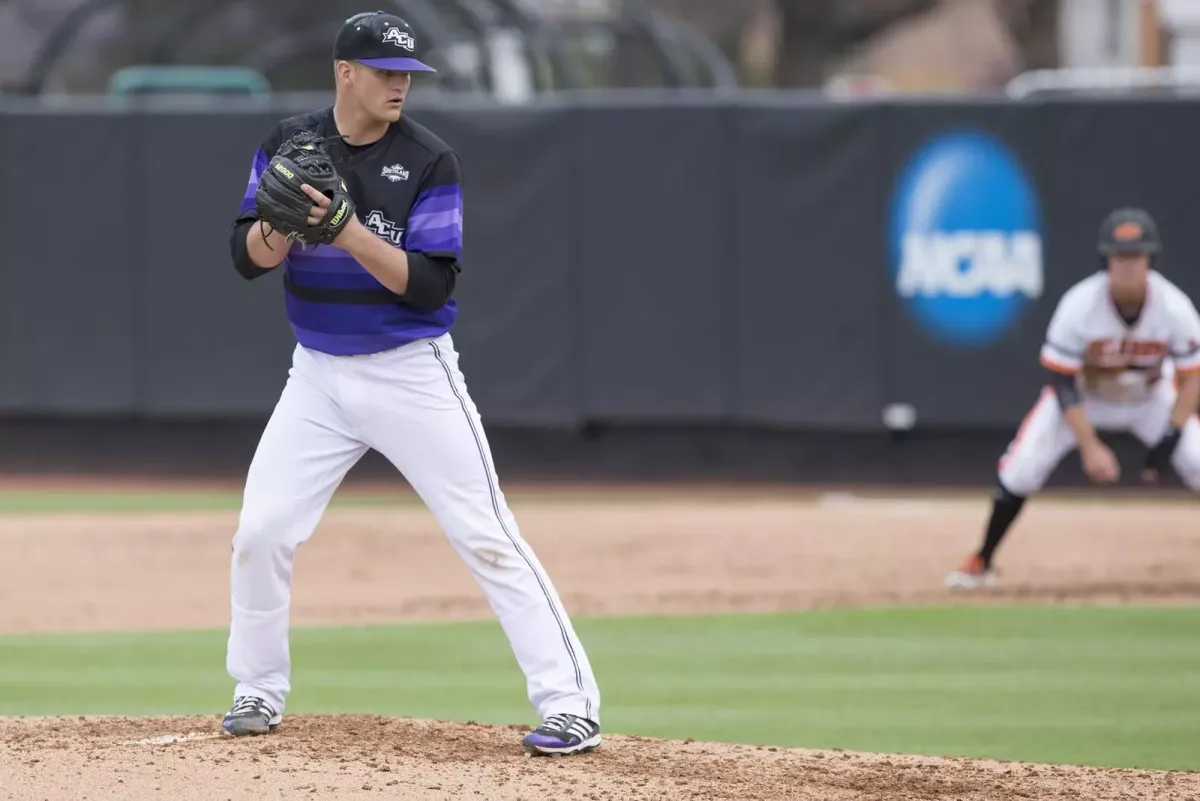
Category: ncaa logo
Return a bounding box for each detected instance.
[891,129,1043,347]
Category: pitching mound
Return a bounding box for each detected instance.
[2,715,1197,801]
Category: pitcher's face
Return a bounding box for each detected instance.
[340,61,411,123]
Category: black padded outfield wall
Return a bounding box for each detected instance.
[2,95,1200,430]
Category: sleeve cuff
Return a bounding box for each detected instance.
[1040,352,1080,375]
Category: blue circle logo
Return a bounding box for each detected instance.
[890,129,1043,347]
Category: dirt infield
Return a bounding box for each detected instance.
[1,486,1198,799]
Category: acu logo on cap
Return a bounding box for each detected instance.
[383,26,416,51]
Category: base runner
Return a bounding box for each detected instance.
[947,207,1200,588]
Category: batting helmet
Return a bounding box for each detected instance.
[1098,207,1161,256]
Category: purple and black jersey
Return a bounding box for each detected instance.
[236,107,463,356]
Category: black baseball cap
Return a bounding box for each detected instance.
[333,11,437,73]
[1098,207,1161,255]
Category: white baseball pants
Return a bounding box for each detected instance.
[225,334,600,723]
[998,381,1200,495]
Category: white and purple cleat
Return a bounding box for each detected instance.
[222,696,281,736]
[522,713,601,756]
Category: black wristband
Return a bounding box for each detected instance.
[1048,369,1080,411]
[229,217,277,280]
[1145,423,1183,473]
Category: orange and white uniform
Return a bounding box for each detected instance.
[999,269,1200,494]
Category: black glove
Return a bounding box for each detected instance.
[1143,424,1182,481]
[254,130,355,246]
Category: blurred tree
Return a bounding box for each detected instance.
[0,0,1063,94]
[772,0,937,88]
[644,0,774,83]
[109,0,357,91]
[839,0,1018,92]
[771,0,1058,92]
[4,0,380,92]
[772,0,839,87]
[1000,0,1060,70]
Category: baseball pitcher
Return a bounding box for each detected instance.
[221,12,601,756]
[947,207,1200,589]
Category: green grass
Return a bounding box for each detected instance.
[0,486,647,514]
[0,485,1191,516]
[0,489,419,514]
[1,607,1198,771]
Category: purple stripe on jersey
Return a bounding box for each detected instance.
[250,148,269,181]
[287,249,369,273]
[406,225,461,255]
[285,293,455,336]
[238,148,270,214]
[408,208,462,231]
[408,184,463,257]
[410,187,461,221]
[414,184,461,204]
[287,267,390,292]
[286,298,457,354]
[291,320,454,356]
[410,196,461,218]
[292,244,345,258]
